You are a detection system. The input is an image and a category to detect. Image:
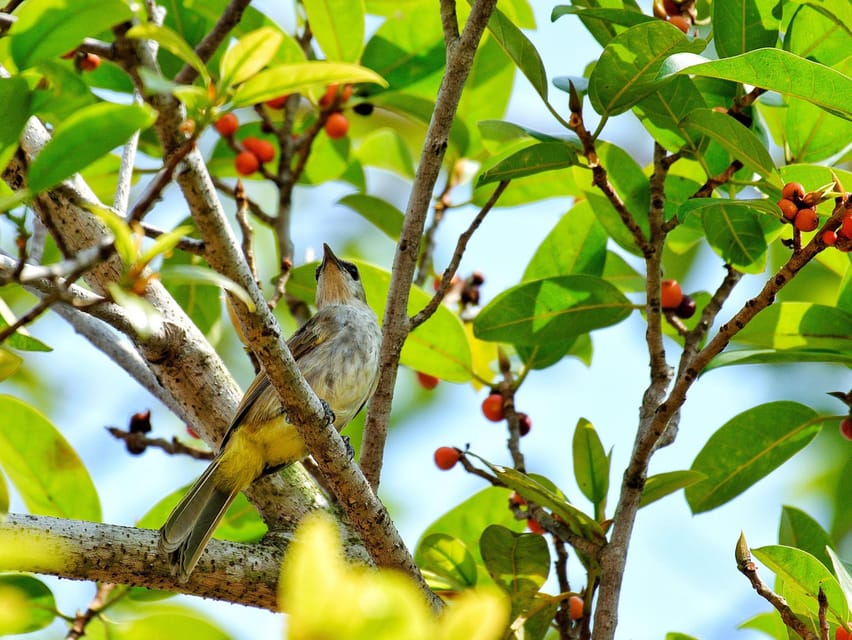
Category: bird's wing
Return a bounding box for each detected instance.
[219,372,273,448]
[287,313,330,362]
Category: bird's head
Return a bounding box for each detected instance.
[315,243,368,307]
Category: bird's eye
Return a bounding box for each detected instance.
[345,263,360,281]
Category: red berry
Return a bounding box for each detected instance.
[837,624,851,640]
[265,95,289,109]
[782,182,806,202]
[417,372,439,390]
[675,294,696,319]
[841,417,852,441]
[794,208,818,232]
[434,446,461,470]
[527,518,545,535]
[660,279,684,310]
[242,137,275,163]
[234,151,260,176]
[823,230,838,246]
[319,83,338,108]
[840,215,852,239]
[324,112,349,139]
[777,198,799,221]
[518,412,531,436]
[569,595,584,620]
[662,0,680,15]
[510,491,526,507]
[79,53,101,72]
[668,15,690,33]
[215,113,239,137]
[481,393,505,422]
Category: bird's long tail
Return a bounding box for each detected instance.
[159,456,239,582]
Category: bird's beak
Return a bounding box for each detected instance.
[316,243,350,306]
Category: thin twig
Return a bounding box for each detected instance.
[114,94,142,215]
[66,583,117,640]
[174,0,254,85]
[234,180,259,286]
[212,177,275,225]
[141,223,205,255]
[127,136,197,223]
[818,588,829,640]
[106,426,214,460]
[410,180,508,330]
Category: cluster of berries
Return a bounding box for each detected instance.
[777,182,820,232]
[213,83,353,177]
[653,0,694,33]
[661,279,696,319]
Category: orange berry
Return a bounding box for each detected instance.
[265,95,289,109]
[841,418,852,441]
[79,53,101,72]
[794,208,818,232]
[822,230,838,246]
[242,136,275,163]
[481,393,505,422]
[782,181,806,202]
[527,518,545,535]
[417,372,439,390]
[214,113,239,137]
[234,151,260,176]
[777,198,799,221]
[840,215,852,239]
[434,446,461,470]
[569,595,584,620]
[340,84,353,102]
[319,83,339,108]
[668,15,690,33]
[660,279,684,310]
[324,112,349,139]
[837,624,851,640]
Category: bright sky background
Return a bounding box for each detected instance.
[3,1,849,639]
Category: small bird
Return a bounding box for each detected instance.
[159,244,382,581]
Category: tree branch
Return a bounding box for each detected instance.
[361,0,499,490]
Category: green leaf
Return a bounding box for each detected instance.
[87,204,137,267]
[0,77,31,171]
[634,75,707,153]
[9,0,133,70]
[588,20,706,116]
[120,610,231,640]
[230,62,387,108]
[679,109,782,187]
[416,487,526,585]
[160,251,222,337]
[158,264,255,312]
[0,349,20,384]
[523,201,607,281]
[753,545,849,622]
[354,129,415,178]
[779,505,834,569]
[304,0,365,63]
[705,348,852,371]
[418,533,479,591]
[738,611,788,640]
[516,333,592,371]
[686,401,821,513]
[639,470,707,508]
[679,198,776,273]
[572,418,609,512]
[107,283,163,339]
[551,0,644,47]
[551,6,654,29]
[733,302,852,351]
[0,316,51,353]
[473,274,633,346]
[476,141,580,187]
[0,395,101,520]
[287,260,472,382]
[826,547,852,612]
[0,574,55,635]
[603,250,645,293]
[473,459,606,545]
[659,49,852,121]
[138,225,195,268]
[713,0,781,58]
[126,23,212,86]
[337,194,404,240]
[28,102,157,193]
[485,5,548,100]
[480,524,550,604]
[665,634,699,640]
[219,27,284,89]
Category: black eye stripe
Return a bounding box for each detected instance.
[344,263,360,281]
